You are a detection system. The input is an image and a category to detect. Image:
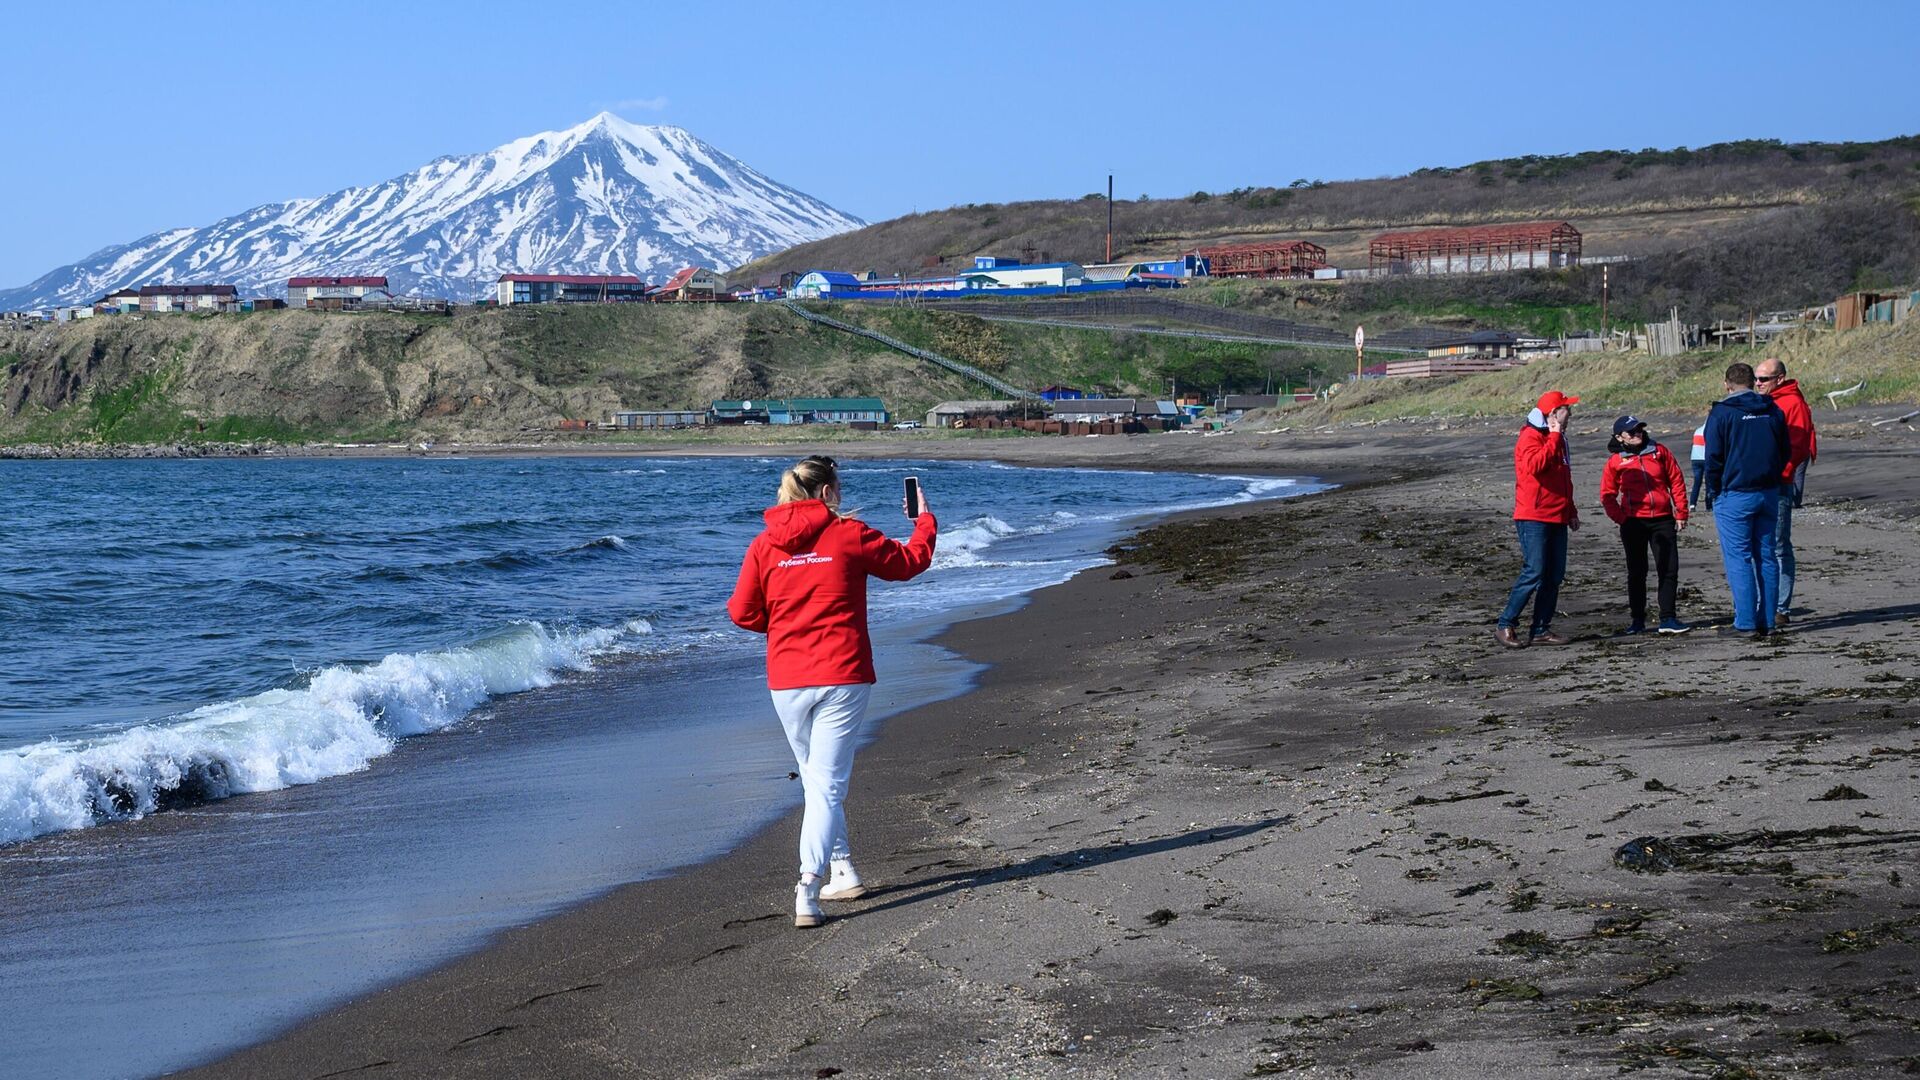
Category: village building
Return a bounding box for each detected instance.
[710,397,889,425]
[496,274,650,305]
[789,270,862,299]
[287,276,389,309]
[606,409,709,430]
[959,258,1088,291]
[138,284,238,312]
[925,400,1017,428]
[1051,398,1167,423]
[96,288,142,313]
[1215,394,1281,419]
[1425,330,1519,360]
[655,266,724,301]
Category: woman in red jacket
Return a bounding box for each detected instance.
[727,455,938,928]
[1600,416,1691,636]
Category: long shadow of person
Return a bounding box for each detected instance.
[852,816,1293,918]
[1790,602,1920,632]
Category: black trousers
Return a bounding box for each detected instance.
[1620,516,1679,622]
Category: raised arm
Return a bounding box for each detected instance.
[860,514,938,582]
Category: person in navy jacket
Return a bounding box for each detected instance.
[1703,362,1789,638]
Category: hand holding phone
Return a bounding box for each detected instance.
[903,476,924,518]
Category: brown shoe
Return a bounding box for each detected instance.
[1495,627,1528,649]
[1530,630,1572,646]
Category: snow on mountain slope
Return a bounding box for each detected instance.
[0,114,863,309]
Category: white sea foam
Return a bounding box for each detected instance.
[0,619,651,847]
[931,515,1023,570]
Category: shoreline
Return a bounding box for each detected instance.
[130,420,1920,1076]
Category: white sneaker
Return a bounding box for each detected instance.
[820,858,868,902]
[794,877,824,928]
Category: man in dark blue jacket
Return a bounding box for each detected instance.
[1703,362,1790,638]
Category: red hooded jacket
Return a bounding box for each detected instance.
[1601,441,1688,524]
[727,499,938,690]
[1768,379,1818,484]
[1513,415,1578,524]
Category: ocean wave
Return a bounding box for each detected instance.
[0,619,651,847]
[931,515,1020,570]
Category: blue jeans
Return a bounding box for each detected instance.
[1774,489,1797,616]
[1499,520,1568,636]
[1713,488,1779,631]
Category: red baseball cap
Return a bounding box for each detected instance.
[1536,390,1580,412]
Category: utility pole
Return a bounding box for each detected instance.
[1601,264,1609,345]
[1106,174,1114,264]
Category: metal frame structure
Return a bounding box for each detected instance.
[1195,240,1329,279]
[1368,221,1582,275]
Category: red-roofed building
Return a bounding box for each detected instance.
[496,274,651,305]
[654,266,724,302]
[287,275,390,308]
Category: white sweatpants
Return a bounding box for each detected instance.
[770,683,872,878]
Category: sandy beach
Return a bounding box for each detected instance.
[176,414,1920,1079]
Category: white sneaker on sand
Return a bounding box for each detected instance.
[820,858,867,902]
[794,877,824,928]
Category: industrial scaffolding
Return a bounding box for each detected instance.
[1196,240,1329,279]
[1368,221,1582,275]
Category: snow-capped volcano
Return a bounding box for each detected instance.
[0,113,863,309]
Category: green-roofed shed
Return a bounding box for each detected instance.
[709,398,888,425]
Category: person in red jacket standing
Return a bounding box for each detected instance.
[727,455,938,928]
[1497,390,1581,648]
[1600,416,1691,636]
[1755,358,1816,624]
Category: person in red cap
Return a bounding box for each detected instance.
[1496,390,1580,647]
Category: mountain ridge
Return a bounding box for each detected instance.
[0,113,863,311]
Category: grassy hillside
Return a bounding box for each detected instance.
[0,305,994,444]
[1279,317,1920,425]
[734,135,1920,325]
[0,300,1352,444]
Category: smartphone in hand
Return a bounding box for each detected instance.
[903,476,921,518]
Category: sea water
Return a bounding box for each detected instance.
[0,455,1323,1079]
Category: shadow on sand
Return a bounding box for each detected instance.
[852,816,1292,918]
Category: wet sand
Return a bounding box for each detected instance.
[178,414,1920,1078]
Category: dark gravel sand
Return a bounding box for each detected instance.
[178,414,1920,1079]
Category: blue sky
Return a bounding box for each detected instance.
[3,1,1916,288]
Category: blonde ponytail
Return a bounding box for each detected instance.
[776,456,854,516]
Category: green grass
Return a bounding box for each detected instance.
[818,302,1339,395]
[7,362,323,446]
[1382,299,1604,338]
[1291,318,1920,423]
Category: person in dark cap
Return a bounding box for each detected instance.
[1497,390,1580,648]
[1601,415,1691,635]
